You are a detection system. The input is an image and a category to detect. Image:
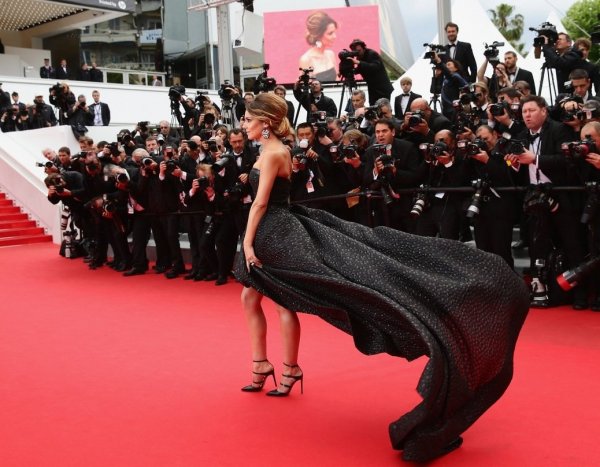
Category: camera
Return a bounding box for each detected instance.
[490,101,510,117]
[364,106,380,121]
[195,90,209,106]
[117,129,132,145]
[169,85,186,102]
[311,111,329,137]
[556,255,600,291]
[107,142,121,158]
[298,67,314,87]
[338,49,359,61]
[483,41,504,66]
[419,141,449,162]
[218,80,236,101]
[254,64,277,93]
[292,147,308,166]
[423,43,445,60]
[561,138,597,160]
[459,84,481,105]
[457,138,487,157]
[203,113,216,126]
[341,144,358,159]
[410,185,429,218]
[530,22,558,58]
[466,178,489,218]
[212,153,234,171]
[116,172,129,184]
[48,176,65,193]
[165,160,179,174]
[199,128,213,141]
[195,175,210,190]
[207,139,220,153]
[495,135,526,156]
[523,183,559,214]
[408,110,425,127]
[224,181,246,202]
[142,157,155,167]
[36,161,55,169]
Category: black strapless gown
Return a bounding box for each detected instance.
[234,168,529,462]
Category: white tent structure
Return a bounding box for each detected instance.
[392,0,525,107]
[519,10,569,102]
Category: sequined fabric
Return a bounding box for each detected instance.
[234,168,529,462]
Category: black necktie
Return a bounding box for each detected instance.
[529,133,540,144]
[448,44,456,48]
[401,94,409,97]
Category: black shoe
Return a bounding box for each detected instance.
[115,262,130,272]
[530,298,549,308]
[266,363,303,397]
[573,300,588,310]
[193,273,207,281]
[123,268,145,277]
[154,265,168,274]
[241,359,277,392]
[184,271,198,280]
[591,300,600,312]
[204,273,218,281]
[88,260,104,270]
[165,268,182,279]
[215,276,228,286]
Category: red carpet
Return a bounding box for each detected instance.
[1,243,599,466]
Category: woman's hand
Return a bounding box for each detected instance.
[244,244,262,271]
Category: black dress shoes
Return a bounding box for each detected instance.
[215,276,228,286]
[193,273,207,281]
[154,265,168,274]
[572,300,588,311]
[184,271,198,280]
[591,300,600,312]
[203,273,218,281]
[123,268,145,277]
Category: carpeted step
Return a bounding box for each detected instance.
[0,199,13,206]
[0,219,37,229]
[0,213,29,222]
[0,206,21,214]
[0,227,45,238]
[0,234,52,247]
[0,192,5,200]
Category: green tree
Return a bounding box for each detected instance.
[488,3,525,55]
[563,0,600,62]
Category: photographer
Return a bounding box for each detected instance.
[274,85,295,124]
[363,119,422,231]
[578,121,600,310]
[157,120,180,147]
[399,98,452,146]
[574,38,600,95]
[338,129,370,224]
[346,39,393,105]
[432,52,469,120]
[228,128,256,234]
[542,32,586,94]
[488,87,525,137]
[461,125,519,267]
[30,94,57,128]
[477,57,511,102]
[569,68,595,102]
[504,95,587,309]
[48,82,75,124]
[0,104,19,132]
[414,130,468,239]
[68,94,93,127]
[504,51,536,95]
[293,78,337,122]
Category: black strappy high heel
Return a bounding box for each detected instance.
[266,362,303,397]
[241,359,277,392]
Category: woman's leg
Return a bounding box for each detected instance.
[241,287,273,384]
[272,306,303,394]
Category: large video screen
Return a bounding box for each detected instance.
[264,5,380,85]
[58,0,135,13]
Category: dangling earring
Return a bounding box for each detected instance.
[315,40,322,48]
[262,127,270,139]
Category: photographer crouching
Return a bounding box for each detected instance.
[345,39,394,105]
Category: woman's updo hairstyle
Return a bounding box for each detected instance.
[305,11,337,46]
[246,93,292,139]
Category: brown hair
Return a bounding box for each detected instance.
[246,93,292,139]
[305,11,337,46]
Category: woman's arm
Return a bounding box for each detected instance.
[242,150,283,270]
[477,57,489,84]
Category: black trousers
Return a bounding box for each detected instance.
[415,199,462,240]
[472,200,515,268]
[130,212,170,270]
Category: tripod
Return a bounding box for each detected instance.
[428,66,443,112]
[293,79,311,127]
[337,73,357,118]
[539,63,558,106]
[220,100,234,129]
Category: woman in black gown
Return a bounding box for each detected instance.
[234,93,530,462]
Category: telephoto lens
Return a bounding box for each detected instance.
[556,256,600,291]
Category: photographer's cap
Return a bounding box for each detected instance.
[349,39,366,50]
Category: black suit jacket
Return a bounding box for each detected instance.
[445,41,477,82]
[513,67,537,96]
[355,48,394,105]
[56,67,69,80]
[40,66,54,79]
[394,91,421,121]
[89,102,111,126]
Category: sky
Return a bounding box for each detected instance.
[252,0,580,60]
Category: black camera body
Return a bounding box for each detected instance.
[298,67,314,87]
[36,161,55,169]
[311,111,329,137]
[195,175,210,190]
[483,41,504,66]
[561,139,597,160]
[466,178,489,218]
[457,138,487,157]
[408,110,425,127]
[530,22,558,47]
[254,64,277,93]
[523,183,559,214]
[212,153,234,171]
[419,141,449,162]
[423,43,445,60]
[292,147,308,166]
[490,101,510,117]
[410,185,430,218]
[218,81,236,101]
[495,136,526,156]
[169,85,185,102]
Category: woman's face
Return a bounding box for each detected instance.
[447,61,457,73]
[495,64,506,76]
[242,111,263,141]
[320,23,337,47]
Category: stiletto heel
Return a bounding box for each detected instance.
[266,362,303,397]
[241,359,276,392]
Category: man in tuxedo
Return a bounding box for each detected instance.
[40,58,54,79]
[89,90,111,126]
[504,51,536,95]
[444,22,477,82]
[293,79,337,122]
[274,85,295,124]
[504,95,588,309]
[10,92,26,112]
[56,59,69,80]
[394,76,421,121]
